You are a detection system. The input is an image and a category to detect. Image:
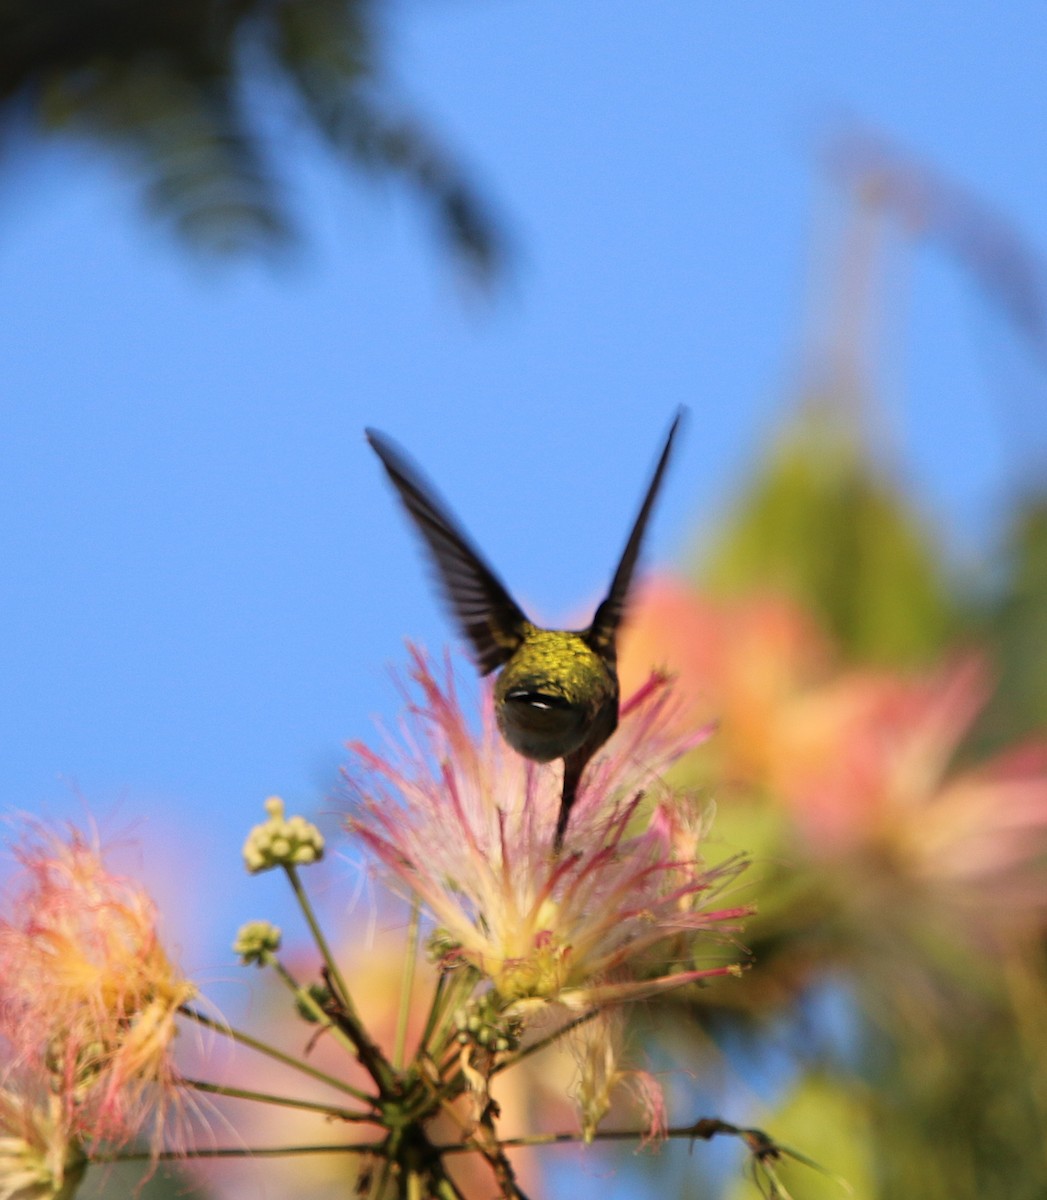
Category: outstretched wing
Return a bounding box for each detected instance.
[587,410,684,661]
[366,429,529,674]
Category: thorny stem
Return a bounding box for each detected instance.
[472,1106,533,1200]
[441,1118,797,1163]
[179,1004,374,1104]
[321,965,399,1097]
[182,1078,380,1123]
[394,898,422,1069]
[475,1118,827,1196]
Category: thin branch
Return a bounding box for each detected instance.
[96,1141,386,1163]
[441,1117,788,1158]
[182,1078,380,1123]
[179,1004,374,1104]
[423,967,480,1063]
[321,965,399,1097]
[416,967,449,1053]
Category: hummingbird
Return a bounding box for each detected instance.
[365,412,682,851]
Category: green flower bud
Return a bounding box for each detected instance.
[233,920,282,966]
[243,796,324,873]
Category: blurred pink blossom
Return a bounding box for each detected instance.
[0,825,196,1158]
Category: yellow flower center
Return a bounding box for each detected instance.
[493,929,572,1001]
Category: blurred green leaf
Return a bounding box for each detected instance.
[723,1074,873,1200]
[80,1160,214,1199]
[863,958,1047,1200]
[700,399,959,667]
[975,495,1047,751]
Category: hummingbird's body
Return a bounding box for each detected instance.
[493,625,617,762]
[366,414,681,850]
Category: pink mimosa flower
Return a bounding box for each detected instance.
[618,575,831,782]
[771,659,1047,894]
[346,650,749,1013]
[621,578,1047,926]
[0,826,196,1156]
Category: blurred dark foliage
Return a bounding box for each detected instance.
[976,498,1047,752]
[0,0,502,273]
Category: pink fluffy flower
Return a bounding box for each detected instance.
[771,658,1047,912]
[0,826,196,1159]
[346,650,749,1013]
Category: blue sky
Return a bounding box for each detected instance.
[1,6,1045,1160]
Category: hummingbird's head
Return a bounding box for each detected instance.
[493,629,618,763]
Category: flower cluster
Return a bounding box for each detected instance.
[0,826,195,1170]
[242,796,325,873]
[347,650,749,1016]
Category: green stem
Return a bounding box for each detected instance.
[284,863,356,1019]
[417,970,448,1054]
[179,1004,373,1104]
[432,1166,468,1195]
[182,1078,379,1123]
[394,898,422,1069]
[425,969,477,1062]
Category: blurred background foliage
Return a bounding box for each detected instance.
[0,0,501,272]
[617,136,1047,1199]
[5,3,1047,1198]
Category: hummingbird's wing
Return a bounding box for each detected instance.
[587,410,684,660]
[366,429,530,675]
